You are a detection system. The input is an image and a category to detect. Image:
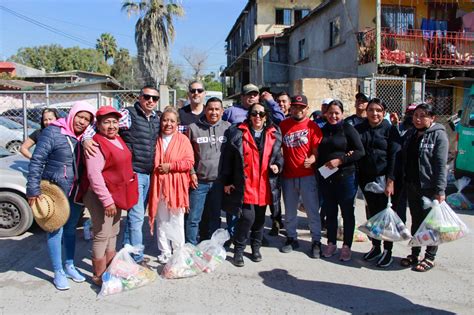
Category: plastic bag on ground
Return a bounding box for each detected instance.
[336,217,368,242]
[358,197,411,242]
[364,176,386,194]
[161,228,230,279]
[409,200,469,247]
[99,244,157,297]
[447,177,473,210]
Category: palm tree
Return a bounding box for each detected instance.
[96,33,118,62]
[122,0,184,86]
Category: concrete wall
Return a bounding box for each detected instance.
[288,0,359,81]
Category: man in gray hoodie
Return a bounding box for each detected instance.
[185,97,231,245]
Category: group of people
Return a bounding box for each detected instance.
[24,80,448,291]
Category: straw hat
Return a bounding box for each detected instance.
[31,180,70,232]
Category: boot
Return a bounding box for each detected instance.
[250,246,262,262]
[91,256,107,286]
[105,250,116,267]
[233,251,244,267]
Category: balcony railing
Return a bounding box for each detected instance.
[358,28,474,67]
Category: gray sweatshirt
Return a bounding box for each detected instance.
[187,118,231,182]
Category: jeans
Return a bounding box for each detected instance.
[47,197,84,271]
[185,180,223,245]
[234,204,266,252]
[406,182,438,260]
[282,175,321,241]
[321,172,358,247]
[122,172,150,262]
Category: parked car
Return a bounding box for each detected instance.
[7,117,41,130]
[0,117,34,154]
[1,107,69,124]
[454,86,474,179]
[0,147,32,237]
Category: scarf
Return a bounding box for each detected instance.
[51,101,96,140]
[148,132,194,233]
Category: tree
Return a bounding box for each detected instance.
[111,48,134,88]
[181,46,208,81]
[96,33,118,62]
[203,72,222,92]
[166,61,184,89]
[122,0,184,87]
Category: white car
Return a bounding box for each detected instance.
[0,117,33,154]
[0,147,33,237]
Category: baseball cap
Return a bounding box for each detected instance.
[355,92,369,102]
[290,95,308,107]
[96,106,122,119]
[322,98,334,105]
[406,103,418,113]
[242,83,260,95]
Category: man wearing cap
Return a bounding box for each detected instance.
[83,85,160,267]
[312,98,333,128]
[345,92,369,127]
[178,81,206,131]
[279,95,323,258]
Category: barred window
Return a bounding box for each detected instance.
[276,9,292,25]
[381,5,415,34]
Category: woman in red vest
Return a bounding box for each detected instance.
[222,103,283,267]
[82,106,138,285]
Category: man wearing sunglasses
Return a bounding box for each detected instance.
[279,95,323,259]
[179,81,206,129]
[82,85,161,268]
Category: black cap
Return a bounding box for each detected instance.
[290,95,308,107]
[355,92,369,102]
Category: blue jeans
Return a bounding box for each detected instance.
[47,197,84,271]
[282,175,321,241]
[122,172,150,262]
[320,172,357,247]
[185,180,223,245]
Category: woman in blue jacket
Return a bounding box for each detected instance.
[27,101,96,290]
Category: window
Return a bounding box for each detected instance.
[276,9,292,25]
[294,9,310,24]
[298,39,306,61]
[270,44,288,63]
[381,5,415,34]
[257,46,263,64]
[329,17,341,47]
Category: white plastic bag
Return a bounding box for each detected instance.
[447,177,473,210]
[99,245,157,297]
[197,229,229,272]
[409,200,469,246]
[358,197,411,242]
[364,176,386,194]
[336,217,368,242]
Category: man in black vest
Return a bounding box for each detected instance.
[83,85,160,266]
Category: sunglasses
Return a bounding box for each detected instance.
[142,94,160,102]
[250,111,266,118]
[189,88,205,94]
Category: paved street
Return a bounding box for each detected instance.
[0,196,473,314]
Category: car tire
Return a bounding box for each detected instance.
[0,191,33,237]
[6,141,22,154]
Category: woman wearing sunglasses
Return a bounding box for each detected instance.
[222,103,283,267]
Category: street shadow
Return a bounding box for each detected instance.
[259,269,454,314]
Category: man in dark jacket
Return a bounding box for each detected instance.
[83,85,160,266]
[178,81,206,131]
[185,97,230,245]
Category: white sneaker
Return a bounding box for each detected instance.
[157,254,170,264]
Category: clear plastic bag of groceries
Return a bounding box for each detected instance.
[99,245,156,297]
[358,197,411,242]
[364,176,386,194]
[446,177,473,210]
[161,243,206,279]
[336,217,368,242]
[197,228,230,272]
[409,199,469,246]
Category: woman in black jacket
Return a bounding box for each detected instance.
[318,100,365,262]
[221,103,283,267]
[355,98,402,268]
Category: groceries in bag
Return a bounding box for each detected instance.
[446,177,473,210]
[409,200,469,246]
[99,245,156,297]
[358,197,411,242]
[364,176,386,194]
[336,217,368,242]
[161,228,230,279]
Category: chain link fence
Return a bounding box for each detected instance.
[0,90,140,153]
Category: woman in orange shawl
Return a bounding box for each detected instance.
[148,106,194,264]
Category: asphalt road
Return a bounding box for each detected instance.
[0,194,473,314]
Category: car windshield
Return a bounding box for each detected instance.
[0,117,23,129]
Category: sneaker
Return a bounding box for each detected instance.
[363,246,382,261]
[310,241,322,259]
[53,270,70,291]
[157,254,170,265]
[280,237,299,253]
[376,250,393,268]
[64,263,86,283]
[339,245,352,262]
[323,243,337,258]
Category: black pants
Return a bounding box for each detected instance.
[269,203,282,225]
[234,204,267,252]
[405,182,438,260]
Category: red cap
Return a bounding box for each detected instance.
[406,103,417,113]
[96,106,122,119]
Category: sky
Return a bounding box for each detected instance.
[0,0,248,76]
